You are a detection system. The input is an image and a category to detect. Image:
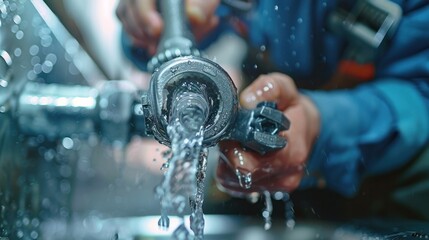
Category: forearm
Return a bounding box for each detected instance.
[301,79,429,196]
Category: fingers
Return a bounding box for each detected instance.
[186,0,220,25]
[116,0,163,55]
[134,0,163,37]
[218,141,259,171]
[116,0,220,53]
[186,0,220,41]
[217,140,304,194]
[240,73,299,110]
[216,156,304,194]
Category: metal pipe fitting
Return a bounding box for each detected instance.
[147,0,202,72]
[143,0,239,147]
[17,81,144,145]
[143,56,238,147]
[142,0,289,153]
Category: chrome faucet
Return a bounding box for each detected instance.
[142,0,289,154]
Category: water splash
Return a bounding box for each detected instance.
[155,117,204,238]
[173,221,191,240]
[189,150,208,240]
[235,168,252,189]
[233,148,245,166]
[154,85,208,239]
[157,210,170,230]
[283,193,295,229]
[262,191,273,230]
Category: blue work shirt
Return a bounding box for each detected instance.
[123,0,429,197]
[250,0,429,196]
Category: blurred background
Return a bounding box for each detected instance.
[1,0,429,239]
[37,0,248,218]
[0,0,261,239]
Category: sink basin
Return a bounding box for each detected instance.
[40,214,429,240]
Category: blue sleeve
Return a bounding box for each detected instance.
[300,2,429,197]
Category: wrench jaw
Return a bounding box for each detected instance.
[229,101,290,155]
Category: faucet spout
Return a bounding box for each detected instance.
[142,0,289,154]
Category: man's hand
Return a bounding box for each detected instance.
[116,0,220,55]
[216,73,320,196]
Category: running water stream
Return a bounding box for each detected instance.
[153,82,294,239]
[154,82,209,239]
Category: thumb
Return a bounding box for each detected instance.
[240,73,299,110]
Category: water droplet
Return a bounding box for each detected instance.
[260,45,266,52]
[46,53,57,64]
[9,3,17,11]
[284,193,295,229]
[286,219,296,229]
[160,162,169,170]
[62,137,74,149]
[42,60,53,73]
[0,80,7,88]
[290,34,296,40]
[14,47,21,57]
[173,223,190,239]
[17,230,24,238]
[11,24,18,33]
[274,5,278,11]
[27,70,36,80]
[233,148,244,166]
[41,35,53,47]
[297,18,303,24]
[30,231,39,239]
[33,63,42,74]
[262,191,273,230]
[170,66,178,73]
[253,64,258,69]
[273,191,284,200]
[29,45,39,56]
[235,169,252,189]
[31,56,40,66]
[247,192,260,203]
[13,14,21,24]
[158,215,170,229]
[31,218,40,227]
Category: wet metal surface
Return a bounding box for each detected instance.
[40,215,429,240]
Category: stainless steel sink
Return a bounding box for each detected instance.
[39,214,429,240]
